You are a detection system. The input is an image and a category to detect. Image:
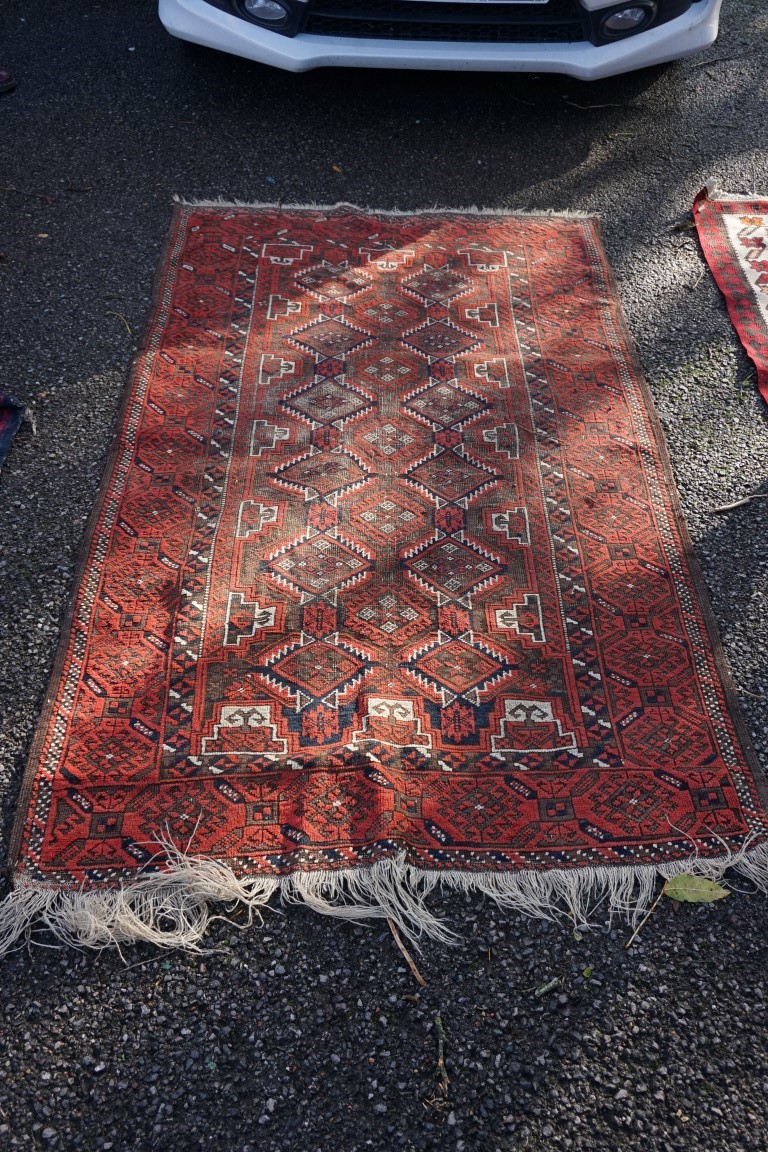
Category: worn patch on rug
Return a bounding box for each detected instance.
[5,204,768,950]
[695,184,768,407]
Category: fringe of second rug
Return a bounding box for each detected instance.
[2,838,768,957]
[172,196,595,219]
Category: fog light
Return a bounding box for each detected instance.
[600,5,654,37]
[244,0,289,22]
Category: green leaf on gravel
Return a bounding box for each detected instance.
[662,875,729,903]
[582,967,592,980]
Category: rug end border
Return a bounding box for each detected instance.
[4,839,768,958]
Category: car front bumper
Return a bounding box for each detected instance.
[158,0,722,77]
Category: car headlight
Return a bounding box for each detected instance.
[243,0,290,23]
[599,3,656,37]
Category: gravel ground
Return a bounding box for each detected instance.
[1,2,768,1149]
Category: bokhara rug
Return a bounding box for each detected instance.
[695,184,768,407]
[4,204,768,951]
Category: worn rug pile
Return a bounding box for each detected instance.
[4,204,768,951]
[695,183,768,407]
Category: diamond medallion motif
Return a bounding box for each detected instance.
[401,320,480,360]
[350,489,430,543]
[294,263,371,302]
[405,382,488,428]
[361,354,413,384]
[20,204,764,936]
[406,539,504,598]
[269,640,367,698]
[269,535,369,595]
[408,450,496,503]
[402,266,472,305]
[290,317,373,358]
[282,379,371,425]
[274,450,369,499]
[413,639,503,695]
[361,422,415,457]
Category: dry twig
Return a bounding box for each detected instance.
[434,1015,449,1095]
[105,310,133,336]
[625,888,665,950]
[387,917,427,988]
[712,493,768,514]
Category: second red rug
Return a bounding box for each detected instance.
[695,184,768,406]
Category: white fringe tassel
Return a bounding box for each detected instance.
[172,196,595,219]
[3,840,768,956]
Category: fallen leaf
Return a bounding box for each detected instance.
[662,874,728,903]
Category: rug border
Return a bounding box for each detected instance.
[586,214,768,816]
[7,202,768,899]
[6,204,189,874]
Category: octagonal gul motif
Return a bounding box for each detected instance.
[589,558,674,617]
[603,629,692,685]
[343,581,435,649]
[348,486,431,546]
[443,779,523,843]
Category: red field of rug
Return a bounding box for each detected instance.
[695,185,768,407]
[5,204,768,949]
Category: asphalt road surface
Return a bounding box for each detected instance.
[1,2,768,1150]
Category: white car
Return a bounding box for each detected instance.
[159,0,722,79]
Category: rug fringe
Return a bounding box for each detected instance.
[3,839,768,956]
[171,196,595,219]
[702,179,767,202]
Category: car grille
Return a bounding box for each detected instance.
[302,0,588,43]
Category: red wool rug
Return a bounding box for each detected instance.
[4,204,768,950]
[695,184,768,407]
